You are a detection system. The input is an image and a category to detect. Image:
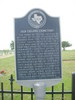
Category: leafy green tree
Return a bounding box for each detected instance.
[10,41,14,50]
[62,41,72,50]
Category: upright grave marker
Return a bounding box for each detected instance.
[15,8,62,88]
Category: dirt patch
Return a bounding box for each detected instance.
[63,59,75,61]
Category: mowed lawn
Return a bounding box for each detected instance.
[0,50,75,100]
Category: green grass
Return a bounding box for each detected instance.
[0,56,15,75]
[0,50,75,100]
[62,50,75,60]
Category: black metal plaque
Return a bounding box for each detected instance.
[15,9,62,80]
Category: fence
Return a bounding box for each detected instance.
[0,73,75,100]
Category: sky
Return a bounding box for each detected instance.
[0,0,75,50]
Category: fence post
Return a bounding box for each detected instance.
[62,83,64,100]
[52,86,54,100]
[21,86,23,100]
[9,75,14,100]
[72,73,75,100]
[1,82,4,100]
[31,88,33,100]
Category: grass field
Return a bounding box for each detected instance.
[0,50,75,100]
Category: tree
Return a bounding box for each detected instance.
[62,41,72,50]
[10,41,14,50]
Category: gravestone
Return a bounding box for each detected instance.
[15,8,62,88]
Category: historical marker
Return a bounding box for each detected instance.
[15,9,62,87]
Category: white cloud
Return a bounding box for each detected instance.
[0,0,75,49]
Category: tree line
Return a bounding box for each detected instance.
[10,41,72,51]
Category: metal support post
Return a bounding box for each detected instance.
[33,82,46,100]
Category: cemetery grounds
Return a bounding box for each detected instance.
[0,50,75,100]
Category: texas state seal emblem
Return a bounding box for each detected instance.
[28,9,46,28]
